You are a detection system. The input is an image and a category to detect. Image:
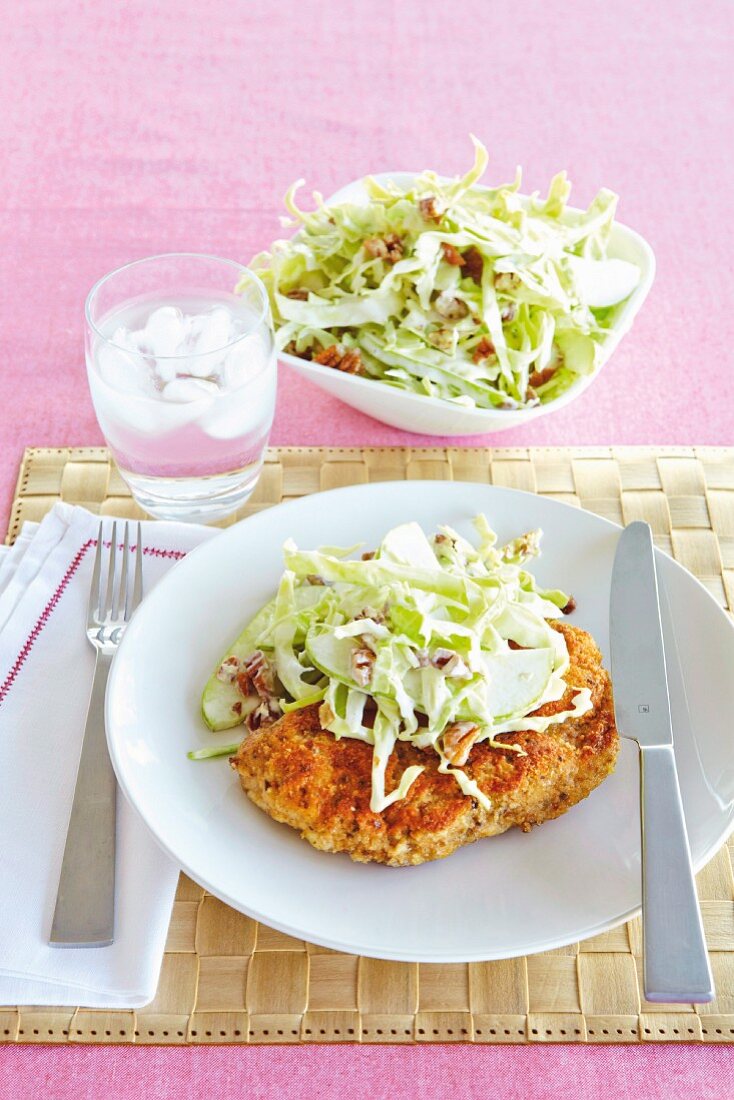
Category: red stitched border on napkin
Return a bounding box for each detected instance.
[0,540,185,707]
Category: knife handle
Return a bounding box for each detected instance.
[640,744,714,1003]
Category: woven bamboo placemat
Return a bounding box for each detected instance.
[3,445,734,1046]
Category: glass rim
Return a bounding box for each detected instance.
[84,252,270,359]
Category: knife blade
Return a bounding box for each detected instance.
[610,521,713,1003]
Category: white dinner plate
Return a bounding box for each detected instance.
[106,482,734,961]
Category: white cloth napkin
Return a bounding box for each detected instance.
[0,503,214,1007]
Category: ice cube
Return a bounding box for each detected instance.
[190,307,234,356]
[179,308,235,380]
[96,343,149,395]
[111,325,140,353]
[201,363,276,440]
[139,306,187,358]
[162,377,219,403]
[223,332,272,389]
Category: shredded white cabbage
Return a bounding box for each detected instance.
[246,136,640,410]
[204,516,594,813]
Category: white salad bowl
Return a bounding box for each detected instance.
[279,172,655,436]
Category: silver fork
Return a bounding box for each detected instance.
[49,521,143,947]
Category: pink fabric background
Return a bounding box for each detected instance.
[1,0,733,1096]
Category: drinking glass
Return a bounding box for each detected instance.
[85,253,276,522]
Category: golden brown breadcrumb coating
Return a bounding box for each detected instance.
[230,623,618,866]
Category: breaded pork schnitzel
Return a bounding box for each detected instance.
[231,622,618,866]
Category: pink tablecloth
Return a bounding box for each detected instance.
[1,0,733,1096]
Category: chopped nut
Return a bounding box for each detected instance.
[216,655,241,683]
[494,271,522,292]
[434,292,469,321]
[472,337,496,364]
[501,303,517,323]
[306,574,332,586]
[419,195,443,222]
[501,531,541,562]
[431,648,471,679]
[528,365,557,389]
[428,327,454,352]
[243,651,277,699]
[364,236,388,259]
[356,605,386,624]
[283,340,312,360]
[441,241,465,266]
[235,669,254,697]
[337,349,364,375]
[246,697,281,733]
[313,344,364,375]
[561,596,577,615]
[313,344,344,368]
[286,288,309,300]
[351,646,375,687]
[463,246,484,284]
[364,234,404,263]
[434,532,454,545]
[361,550,376,561]
[442,721,481,767]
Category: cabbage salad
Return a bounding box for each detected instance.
[246,137,640,410]
[200,517,592,813]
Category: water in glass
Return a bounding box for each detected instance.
[86,256,276,522]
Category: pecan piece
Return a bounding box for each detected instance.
[441,242,465,266]
[235,669,254,697]
[243,650,276,699]
[431,648,471,679]
[434,292,469,321]
[427,327,454,352]
[561,596,577,615]
[494,271,522,293]
[313,344,364,375]
[351,646,375,687]
[528,365,557,389]
[419,195,443,222]
[216,655,241,683]
[283,340,312,360]
[286,288,309,301]
[442,721,481,767]
[336,349,363,375]
[472,337,496,364]
[462,246,484,284]
[364,233,404,263]
[245,697,281,733]
[306,574,332,586]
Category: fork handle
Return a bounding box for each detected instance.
[49,651,116,947]
[641,744,714,1002]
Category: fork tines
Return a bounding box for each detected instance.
[88,520,144,628]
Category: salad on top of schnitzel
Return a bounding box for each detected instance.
[197,515,596,814]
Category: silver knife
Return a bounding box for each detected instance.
[610,521,714,1003]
